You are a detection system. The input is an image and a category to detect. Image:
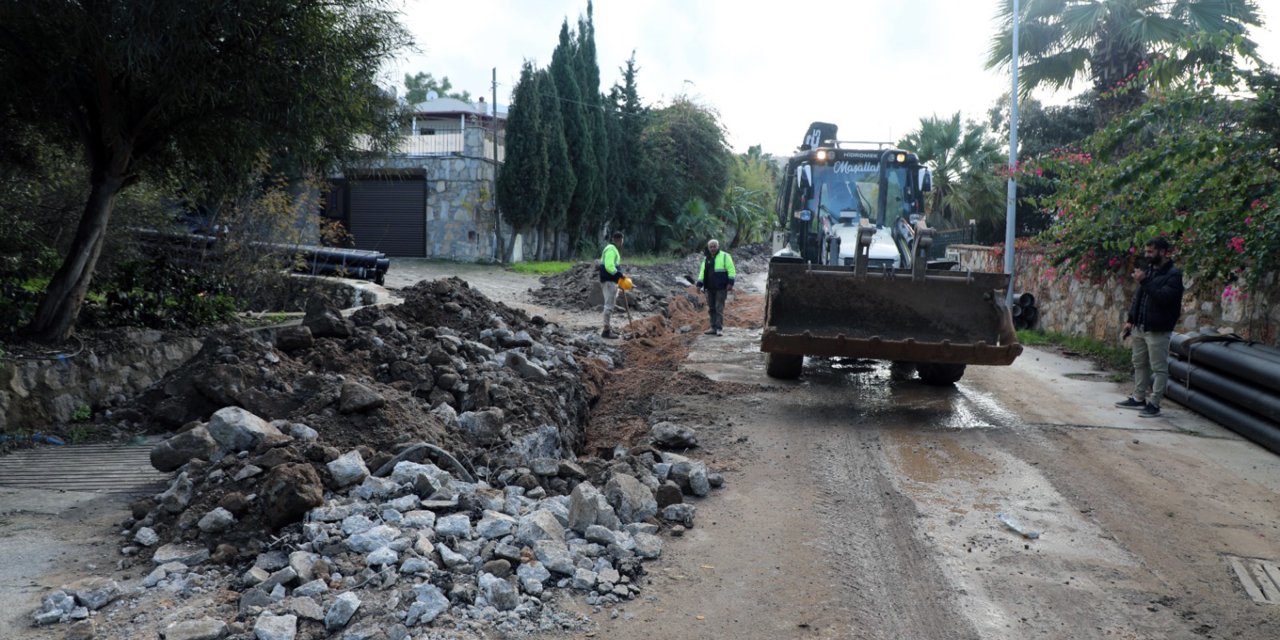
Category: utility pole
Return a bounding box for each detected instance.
[1004,0,1020,307]
[492,67,503,263]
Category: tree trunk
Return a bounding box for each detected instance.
[25,173,126,342]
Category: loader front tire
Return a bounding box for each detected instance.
[916,363,965,386]
[765,352,804,379]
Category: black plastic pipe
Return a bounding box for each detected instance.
[1166,380,1280,456]
[1169,337,1280,393]
[1172,333,1280,365]
[1169,359,1280,422]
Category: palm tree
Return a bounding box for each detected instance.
[899,113,1005,228]
[987,0,1263,123]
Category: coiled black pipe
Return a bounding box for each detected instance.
[1169,336,1280,394]
[1166,380,1280,455]
[1169,359,1280,422]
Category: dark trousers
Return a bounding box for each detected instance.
[705,288,727,331]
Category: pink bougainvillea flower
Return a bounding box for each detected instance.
[1228,236,1245,253]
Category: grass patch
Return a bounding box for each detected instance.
[509,261,575,276]
[1017,329,1132,373]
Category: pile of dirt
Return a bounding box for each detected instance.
[29,277,739,637]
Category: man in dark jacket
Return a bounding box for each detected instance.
[1116,237,1184,418]
[695,239,736,336]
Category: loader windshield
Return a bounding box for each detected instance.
[809,164,910,227]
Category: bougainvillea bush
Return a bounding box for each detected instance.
[1024,47,1280,303]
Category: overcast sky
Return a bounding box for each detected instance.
[390,0,1279,155]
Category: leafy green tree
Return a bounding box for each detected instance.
[987,0,1264,123]
[403,72,472,104]
[537,69,576,260]
[550,20,598,251]
[720,145,779,247]
[643,98,732,251]
[899,113,1005,228]
[496,63,548,261]
[0,0,410,341]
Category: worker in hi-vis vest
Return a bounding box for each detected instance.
[598,231,625,339]
[696,238,736,336]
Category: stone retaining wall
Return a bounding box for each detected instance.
[1,330,204,431]
[950,244,1280,344]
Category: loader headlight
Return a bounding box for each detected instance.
[895,152,907,163]
[815,149,830,162]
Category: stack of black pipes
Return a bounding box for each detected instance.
[1166,332,1280,455]
[1010,292,1040,330]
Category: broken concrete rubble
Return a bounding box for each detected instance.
[31,277,733,638]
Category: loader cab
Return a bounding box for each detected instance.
[776,144,928,268]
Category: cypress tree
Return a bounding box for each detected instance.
[550,20,596,252]
[537,68,575,260]
[495,62,547,261]
[576,3,610,237]
[609,54,654,248]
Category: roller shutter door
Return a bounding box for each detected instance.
[348,179,425,257]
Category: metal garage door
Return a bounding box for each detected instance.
[348,178,426,257]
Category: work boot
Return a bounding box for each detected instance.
[703,328,716,336]
[1138,403,1162,418]
[714,329,723,336]
[601,328,619,339]
[1115,397,1145,409]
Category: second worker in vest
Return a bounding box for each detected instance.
[696,239,736,336]
[598,231,626,339]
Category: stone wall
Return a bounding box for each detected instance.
[0,331,203,431]
[950,244,1280,344]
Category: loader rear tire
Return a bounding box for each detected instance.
[765,353,804,379]
[917,363,965,386]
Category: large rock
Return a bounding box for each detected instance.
[159,472,194,513]
[326,450,370,488]
[476,510,517,540]
[605,474,658,524]
[434,514,471,539]
[153,542,210,566]
[567,482,620,534]
[66,577,122,611]
[197,507,237,533]
[515,510,565,546]
[324,592,361,631]
[253,612,297,640]
[274,325,314,352]
[164,618,228,640]
[346,525,401,554]
[259,463,324,530]
[407,584,449,626]
[207,407,282,453]
[504,352,549,382]
[150,426,218,472]
[338,382,385,414]
[478,573,519,611]
[302,305,352,339]
[655,482,684,508]
[662,503,697,528]
[650,422,698,449]
[669,460,711,497]
[456,408,507,446]
[532,540,575,575]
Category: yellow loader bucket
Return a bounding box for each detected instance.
[761,260,1022,367]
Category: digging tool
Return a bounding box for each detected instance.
[620,287,636,336]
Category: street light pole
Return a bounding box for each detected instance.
[1004,0,1020,306]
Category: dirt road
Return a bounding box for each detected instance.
[556,272,1280,640]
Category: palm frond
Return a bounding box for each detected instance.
[1017,48,1091,97]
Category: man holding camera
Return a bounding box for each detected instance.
[1116,237,1184,418]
